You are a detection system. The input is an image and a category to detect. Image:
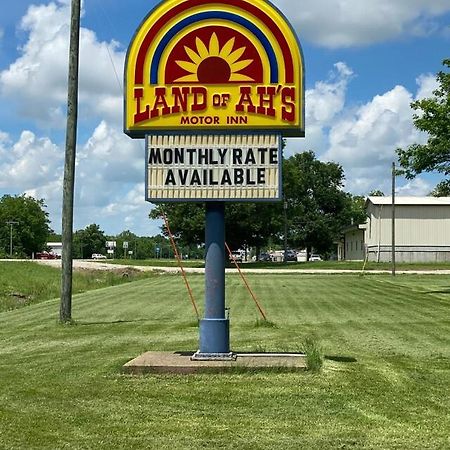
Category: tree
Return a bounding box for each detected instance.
[0,195,51,257]
[283,151,350,255]
[150,151,358,257]
[397,59,450,178]
[225,203,282,253]
[430,180,450,197]
[342,194,367,225]
[114,230,138,259]
[150,203,205,246]
[72,224,106,258]
[134,235,170,260]
[369,190,385,196]
[150,202,282,254]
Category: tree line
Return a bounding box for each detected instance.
[0,152,366,260]
[151,58,450,256]
[68,225,204,260]
[150,151,366,258]
[0,199,203,260]
[1,59,447,259]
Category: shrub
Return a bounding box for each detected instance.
[302,334,323,372]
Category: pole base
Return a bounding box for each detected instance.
[191,351,236,361]
[198,318,230,354]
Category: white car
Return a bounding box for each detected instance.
[309,254,322,261]
[229,251,244,263]
[92,253,107,260]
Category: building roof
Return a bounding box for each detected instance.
[341,224,366,234]
[367,196,450,206]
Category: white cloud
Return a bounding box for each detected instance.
[307,62,353,125]
[0,130,63,191]
[275,0,450,47]
[415,74,439,100]
[76,121,142,207]
[0,121,154,235]
[324,85,419,167]
[0,1,124,127]
[72,120,151,234]
[285,62,353,156]
[396,178,432,196]
[318,72,435,195]
[0,129,64,233]
[282,62,437,196]
[100,184,160,236]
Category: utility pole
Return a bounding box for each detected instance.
[391,162,396,277]
[60,0,81,323]
[283,199,288,262]
[6,221,18,258]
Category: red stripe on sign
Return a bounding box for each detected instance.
[133,0,294,85]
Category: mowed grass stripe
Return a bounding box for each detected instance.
[370,277,450,321]
[0,273,450,449]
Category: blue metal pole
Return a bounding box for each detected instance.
[197,201,230,356]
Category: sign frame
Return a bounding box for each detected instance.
[124,0,305,138]
[145,133,283,203]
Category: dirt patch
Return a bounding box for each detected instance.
[9,292,31,306]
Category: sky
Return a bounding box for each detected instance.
[0,0,449,236]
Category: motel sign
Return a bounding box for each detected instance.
[125,0,304,357]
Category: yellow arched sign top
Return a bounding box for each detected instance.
[125,0,305,138]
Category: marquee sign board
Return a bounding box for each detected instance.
[124,0,304,138]
[146,134,281,201]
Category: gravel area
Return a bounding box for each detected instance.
[9,259,450,275]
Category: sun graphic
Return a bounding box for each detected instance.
[174,33,254,83]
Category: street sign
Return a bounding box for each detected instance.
[123,241,129,249]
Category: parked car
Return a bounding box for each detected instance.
[309,254,322,261]
[258,252,271,262]
[92,253,107,260]
[35,251,59,260]
[229,251,243,263]
[284,250,298,261]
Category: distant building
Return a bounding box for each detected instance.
[47,242,63,257]
[365,196,450,263]
[338,224,365,261]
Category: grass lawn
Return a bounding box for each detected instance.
[0,262,153,312]
[0,265,449,449]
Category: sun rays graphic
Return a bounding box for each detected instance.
[174,33,254,83]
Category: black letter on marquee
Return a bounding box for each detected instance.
[257,168,266,184]
[221,170,232,185]
[270,148,278,164]
[234,169,244,185]
[165,170,176,186]
[179,170,189,185]
[148,148,162,164]
[233,148,243,164]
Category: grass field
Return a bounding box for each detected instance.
[0,262,153,312]
[0,264,449,449]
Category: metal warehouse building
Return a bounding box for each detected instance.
[366,196,450,262]
[340,196,450,262]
